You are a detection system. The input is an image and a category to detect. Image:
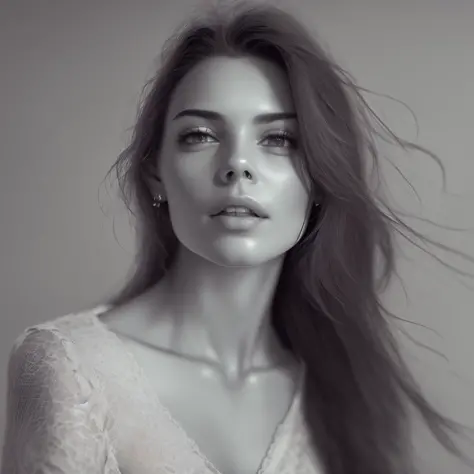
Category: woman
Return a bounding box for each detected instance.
[1,2,469,474]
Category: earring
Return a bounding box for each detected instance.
[152,194,164,208]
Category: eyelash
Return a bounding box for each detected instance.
[177,128,297,148]
[262,131,297,148]
[177,128,216,145]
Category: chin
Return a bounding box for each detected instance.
[176,234,295,268]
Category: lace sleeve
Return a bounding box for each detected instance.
[0,325,120,474]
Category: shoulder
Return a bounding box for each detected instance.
[7,306,111,394]
[9,304,109,354]
[2,309,122,474]
[8,331,66,393]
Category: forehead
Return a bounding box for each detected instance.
[167,56,295,118]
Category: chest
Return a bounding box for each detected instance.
[111,339,298,474]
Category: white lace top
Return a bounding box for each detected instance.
[1,306,323,474]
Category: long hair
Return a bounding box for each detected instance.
[105,2,469,472]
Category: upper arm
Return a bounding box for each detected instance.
[1,326,120,474]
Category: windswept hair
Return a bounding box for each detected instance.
[105,2,470,472]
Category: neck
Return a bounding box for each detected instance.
[156,245,290,382]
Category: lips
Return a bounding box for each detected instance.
[210,197,269,219]
[215,206,260,217]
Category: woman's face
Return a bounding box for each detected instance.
[155,56,311,267]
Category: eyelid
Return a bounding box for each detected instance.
[178,126,216,137]
[258,130,296,142]
[261,129,295,137]
[177,127,296,147]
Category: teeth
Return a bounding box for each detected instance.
[221,206,257,216]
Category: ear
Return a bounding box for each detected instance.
[144,165,167,201]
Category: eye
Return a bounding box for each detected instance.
[259,131,297,149]
[177,127,217,146]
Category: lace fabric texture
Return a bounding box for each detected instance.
[1,307,322,474]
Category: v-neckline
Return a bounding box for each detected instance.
[88,305,304,474]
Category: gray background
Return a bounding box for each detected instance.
[1,0,473,471]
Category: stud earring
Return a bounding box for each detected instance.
[152,194,164,208]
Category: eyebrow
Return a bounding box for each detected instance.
[172,109,297,124]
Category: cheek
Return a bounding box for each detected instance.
[282,185,312,241]
[162,151,212,201]
[276,172,311,217]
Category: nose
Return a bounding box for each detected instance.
[216,157,258,185]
